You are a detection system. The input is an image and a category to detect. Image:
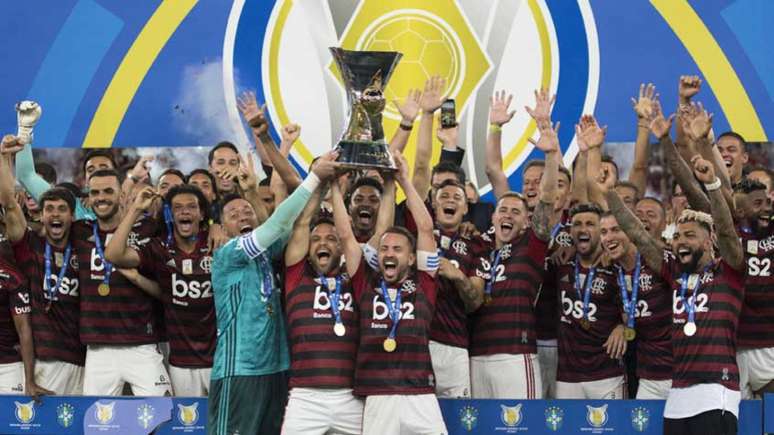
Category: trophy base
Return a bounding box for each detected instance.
[336,140,396,172]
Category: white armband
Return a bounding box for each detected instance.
[417,250,439,272]
[704,177,722,192]
[299,172,321,193]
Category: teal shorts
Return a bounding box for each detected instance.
[207,372,289,435]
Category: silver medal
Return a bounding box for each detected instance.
[683,322,697,336]
[333,322,346,337]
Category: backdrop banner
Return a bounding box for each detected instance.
[0,395,766,434]
[0,0,771,194]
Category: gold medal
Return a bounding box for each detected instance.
[580,318,591,330]
[333,322,346,337]
[483,294,492,305]
[98,283,110,296]
[383,337,397,352]
[624,327,636,341]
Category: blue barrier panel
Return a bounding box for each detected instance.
[0,395,763,434]
[765,393,774,434]
[438,398,763,434]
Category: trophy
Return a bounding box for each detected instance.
[329,47,402,171]
[15,101,42,145]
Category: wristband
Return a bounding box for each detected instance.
[399,122,413,131]
[704,178,721,191]
[299,172,321,193]
[489,124,502,133]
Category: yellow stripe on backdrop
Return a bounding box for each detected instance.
[82,0,198,148]
[651,0,766,141]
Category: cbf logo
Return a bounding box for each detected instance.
[137,403,155,429]
[246,0,598,193]
[544,406,564,431]
[14,400,35,424]
[458,405,478,431]
[178,402,200,426]
[586,404,608,428]
[631,407,650,432]
[57,403,75,428]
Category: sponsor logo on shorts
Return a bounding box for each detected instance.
[57,403,75,428]
[630,406,649,432]
[544,406,564,431]
[458,405,478,431]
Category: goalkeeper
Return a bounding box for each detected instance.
[207,151,339,435]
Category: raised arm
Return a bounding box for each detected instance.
[675,75,701,154]
[692,156,744,271]
[395,152,436,269]
[331,174,361,278]
[605,189,665,271]
[105,186,155,268]
[485,90,516,199]
[577,115,608,209]
[366,175,396,248]
[530,121,561,241]
[648,103,711,213]
[274,123,303,192]
[284,185,323,266]
[389,89,421,154]
[0,136,28,243]
[237,91,273,168]
[628,83,656,194]
[413,76,446,199]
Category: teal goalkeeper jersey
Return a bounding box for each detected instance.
[210,174,317,379]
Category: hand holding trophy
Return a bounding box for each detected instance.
[16,100,42,145]
[329,48,402,172]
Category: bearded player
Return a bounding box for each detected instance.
[468,120,561,399]
[732,179,774,399]
[105,184,216,396]
[548,202,627,400]
[0,136,83,395]
[333,152,446,435]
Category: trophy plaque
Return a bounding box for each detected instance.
[329,47,402,171]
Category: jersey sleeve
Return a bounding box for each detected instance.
[9,288,31,317]
[11,230,35,265]
[351,259,370,302]
[284,259,306,295]
[660,250,678,284]
[137,238,165,279]
[418,271,438,307]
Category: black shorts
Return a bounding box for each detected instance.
[207,372,289,435]
[663,409,738,435]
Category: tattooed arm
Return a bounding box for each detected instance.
[660,135,710,213]
[605,190,665,271]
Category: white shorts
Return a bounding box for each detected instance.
[83,344,171,396]
[363,394,447,435]
[429,340,470,398]
[282,388,363,435]
[169,365,211,397]
[0,362,24,394]
[556,375,626,399]
[470,353,542,399]
[737,347,774,398]
[537,340,558,399]
[35,360,83,395]
[636,378,671,400]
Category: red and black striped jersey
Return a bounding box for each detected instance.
[616,261,672,381]
[469,229,547,356]
[284,260,358,389]
[139,235,215,368]
[352,260,437,396]
[0,258,30,364]
[661,253,744,390]
[551,258,624,382]
[738,227,774,348]
[535,211,571,341]
[429,229,486,348]
[12,231,85,365]
[72,219,159,345]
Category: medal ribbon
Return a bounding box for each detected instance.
[679,261,714,326]
[380,280,402,340]
[92,223,112,286]
[617,253,641,329]
[574,256,596,321]
[43,242,72,304]
[258,254,274,301]
[484,249,502,299]
[163,203,174,246]
[319,274,343,326]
